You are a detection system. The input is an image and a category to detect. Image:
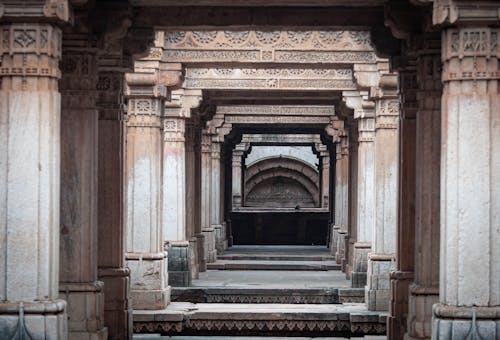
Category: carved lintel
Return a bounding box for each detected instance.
[430,0,500,26]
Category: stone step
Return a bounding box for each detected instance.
[171,287,364,304]
[206,260,341,271]
[217,254,336,261]
[134,336,387,339]
[133,302,387,337]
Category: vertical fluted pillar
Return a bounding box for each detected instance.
[346,124,359,280]
[186,120,199,280]
[0,21,68,338]
[352,112,375,288]
[59,41,107,339]
[124,73,169,310]
[432,27,500,339]
[404,35,442,340]
[388,61,417,339]
[211,139,225,253]
[201,130,216,264]
[366,73,399,311]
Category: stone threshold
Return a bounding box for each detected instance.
[133,302,387,337]
[206,260,341,271]
[171,287,365,304]
[216,254,336,261]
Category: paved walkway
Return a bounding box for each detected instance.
[135,336,387,339]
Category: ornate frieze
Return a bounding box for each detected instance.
[225,115,331,124]
[217,105,335,116]
[185,67,356,90]
[163,117,186,142]
[162,30,377,64]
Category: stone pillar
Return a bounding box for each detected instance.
[186,121,199,280]
[0,21,67,338]
[232,144,247,209]
[352,113,375,288]
[124,73,169,310]
[319,146,331,210]
[388,60,417,340]
[404,35,442,340]
[366,73,399,311]
[162,114,191,287]
[59,42,107,339]
[332,136,349,266]
[211,140,225,253]
[96,69,132,339]
[432,27,500,339]
[346,124,358,280]
[201,130,216,264]
[339,136,350,271]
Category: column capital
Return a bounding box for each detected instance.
[162,116,185,142]
[357,117,376,143]
[442,27,499,83]
[428,0,500,26]
[0,0,72,24]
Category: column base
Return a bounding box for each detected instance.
[341,233,350,273]
[167,241,192,287]
[195,233,207,272]
[432,304,500,339]
[98,267,132,340]
[352,242,371,288]
[404,284,438,340]
[126,252,170,310]
[203,227,217,263]
[387,271,414,340]
[214,224,226,254]
[0,300,67,340]
[59,281,107,340]
[330,225,341,256]
[189,237,199,280]
[335,230,347,264]
[366,253,396,311]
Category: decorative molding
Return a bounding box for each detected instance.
[163,117,186,142]
[442,27,499,82]
[218,105,335,116]
[162,30,377,64]
[184,67,356,90]
[225,115,331,124]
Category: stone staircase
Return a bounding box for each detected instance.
[133,246,386,338]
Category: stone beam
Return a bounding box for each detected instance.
[162,30,378,65]
[184,67,356,91]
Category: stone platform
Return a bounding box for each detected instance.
[207,260,340,271]
[133,303,387,337]
[171,287,364,304]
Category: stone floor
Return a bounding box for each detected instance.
[134,246,385,338]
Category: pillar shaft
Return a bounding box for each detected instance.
[352,115,375,288]
[367,75,399,312]
[211,140,225,252]
[163,116,187,242]
[59,44,107,338]
[124,74,169,310]
[232,150,244,208]
[346,128,359,280]
[201,131,216,264]
[433,27,500,339]
[97,70,132,339]
[388,63,417,340]
[0,22,67,338]
[186,121,199,279]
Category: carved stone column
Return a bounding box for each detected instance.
[232,143,249,209]
[0,19,68,338]
[59,38,107,339]
[432,27,500,339]
[332,135,349,266]
[388,59,417,340]
[211,139,225,253]
[201,130,216,264]
[162,114,190,287]
[186,120,199,280]
[403,35,442,340]
[339,136,350,271]
[318,145,331,210]
[96,69,132,339]
[352,111,375,288]
[124,73,169,310]
[346,122,359,280]
[366,73,399,311]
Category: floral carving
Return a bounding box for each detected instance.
[318,31,344,46]
[255,31,281,45]
[192,31,218,45]
[136,100,151,113]
[164,31,186,44]
[287,31,312,44]
[224,31,250,45]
